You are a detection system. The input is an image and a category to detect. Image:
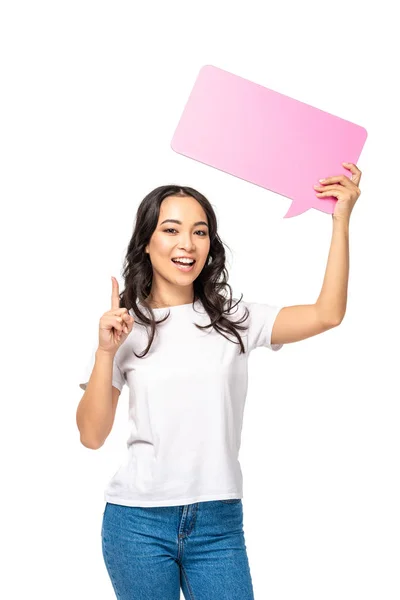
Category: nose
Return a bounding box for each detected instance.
[177,233,196,251]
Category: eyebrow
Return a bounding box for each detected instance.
[159,219,209,228]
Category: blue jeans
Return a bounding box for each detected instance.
[101,499,255,599]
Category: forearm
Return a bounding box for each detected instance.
[316,216,350,324]
[76,349,115,448]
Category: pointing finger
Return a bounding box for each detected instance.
[111,276,120,310]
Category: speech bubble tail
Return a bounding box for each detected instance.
[283,200,308,219]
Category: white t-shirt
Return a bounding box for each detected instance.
[79,298,284,507]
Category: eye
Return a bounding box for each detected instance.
[163,228,207,236]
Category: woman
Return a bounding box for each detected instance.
[76,163,362,599]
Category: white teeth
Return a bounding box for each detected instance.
[172,258,194,264]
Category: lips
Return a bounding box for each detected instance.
[171,259,196,272]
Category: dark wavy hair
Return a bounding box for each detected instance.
[117,184,250,358]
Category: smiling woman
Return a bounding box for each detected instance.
[79,172,362,599]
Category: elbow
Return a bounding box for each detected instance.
[76,413,106,449]
[328,314,344,328]
[79,435,104,450]
[315,302,345,329]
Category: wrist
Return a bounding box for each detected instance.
[332,214,350,229]
[95,347,116,361]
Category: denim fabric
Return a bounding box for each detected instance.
[101,499,254,599]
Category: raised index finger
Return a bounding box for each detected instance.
[111,276,120,310]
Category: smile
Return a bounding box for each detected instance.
[171,259,196,272]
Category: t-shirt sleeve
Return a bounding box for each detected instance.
[78,344,125,392]
[243,301,284,353]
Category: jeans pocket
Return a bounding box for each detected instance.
[220,498,242,504]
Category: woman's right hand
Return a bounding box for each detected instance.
[98,277,135,355]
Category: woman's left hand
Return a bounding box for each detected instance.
[314,162,362,221]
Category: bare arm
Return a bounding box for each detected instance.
[271,216,351,345]
[76,348,121,449]
[315,216,349,324]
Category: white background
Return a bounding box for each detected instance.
[1,1,399,598]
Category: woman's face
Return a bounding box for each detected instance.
[145,194,210,289]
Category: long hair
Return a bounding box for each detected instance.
[117,184,250,358]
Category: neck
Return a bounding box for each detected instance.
[145,293,194,309]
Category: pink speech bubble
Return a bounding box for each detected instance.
[171,65,368,218]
